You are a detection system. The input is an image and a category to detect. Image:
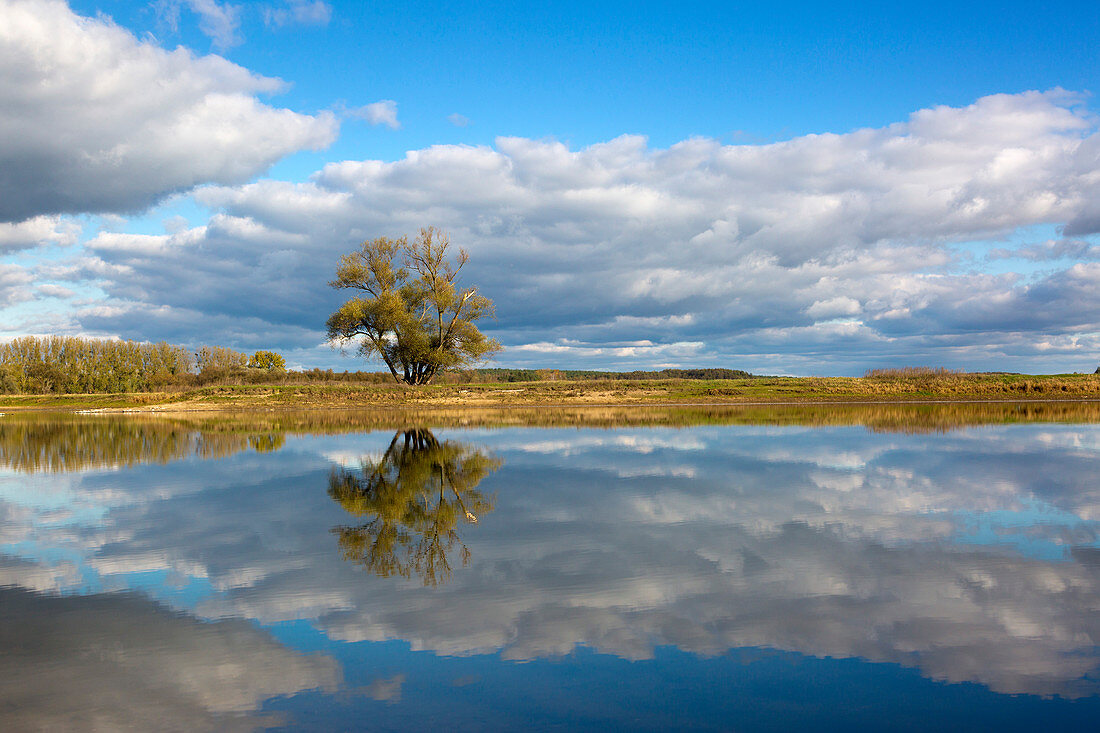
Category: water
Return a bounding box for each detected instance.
[2,406,1100,731]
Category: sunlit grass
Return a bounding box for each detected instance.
[0,370,1096,412]
[4,400,1100,474]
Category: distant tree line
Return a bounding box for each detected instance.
[0,335,756,394]
[0,336,288,394]
[0,336,418,394]
[454,367,756,383]
[0,336,194,393]
[0,335,453,394]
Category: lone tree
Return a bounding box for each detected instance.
[326,228,500,385]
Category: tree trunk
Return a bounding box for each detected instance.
[401,362,437,385]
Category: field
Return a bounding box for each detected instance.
[1,371,1098,412]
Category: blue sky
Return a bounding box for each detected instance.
[69,1,1100,155]
[59,0,1100,177]
[2,0,1100,373]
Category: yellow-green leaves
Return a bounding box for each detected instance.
[327,228,501,384]
[247,350,286,371]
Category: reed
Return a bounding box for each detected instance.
[864,366,963,378]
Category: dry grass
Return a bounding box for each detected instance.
[4,399,1100,474]
[0,371,1098,411]
[864,366,963,378]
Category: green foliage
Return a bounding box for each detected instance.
[248,350,286,371]
[329,429,499,586]
[327,228,501,385]
[0,332,761,395]
[0,336,193,394]
[195,345,248,380]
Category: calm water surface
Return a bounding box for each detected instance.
[3,407,1100,731]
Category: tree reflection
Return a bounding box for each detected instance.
[328,429,499,586]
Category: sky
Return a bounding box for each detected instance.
[1,0,1100,374]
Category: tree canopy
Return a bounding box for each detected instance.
[247,350,286,371]
[0,336,192,394]
[326,228,500,385]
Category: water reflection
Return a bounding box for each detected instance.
[0,416,241,472]
[4,413,1100,727]
[4,400,1100,474]
[0,563,339,731]
[329,429,499,586]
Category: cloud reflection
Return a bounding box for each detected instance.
[2,420,1100,700]
[0,556,340,730]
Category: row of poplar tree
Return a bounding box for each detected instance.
[0,336,284,394]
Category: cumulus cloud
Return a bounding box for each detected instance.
[0,215,81,252]
[69,214,329,349]
[351,99,401,129]
[0,0,338,224]
[0,264,34,307]
[34,283,75,298]
[38,89,1100,372]
[447,112,471,127]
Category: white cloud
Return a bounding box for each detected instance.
[0,215,81,252]
[805,296,862,319]
[34,283,75,298]
[0,0,338,223]
[352,99,401,129]
[512,339,705,360]
[35,88,1100,372]
[0,264,34,307]
[447,112,470,127]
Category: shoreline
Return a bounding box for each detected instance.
[0,374,1098,413]
[82,396,1100,415]
[3,402,1100,450]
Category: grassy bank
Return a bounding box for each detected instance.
[3,401,1100,474]
[0,371,1098,411]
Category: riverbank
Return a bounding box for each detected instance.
[0,372,1098,411]
[4,402,1100,475]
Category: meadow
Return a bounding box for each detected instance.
[0,370,1097,412]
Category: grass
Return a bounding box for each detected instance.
[4,400,1100,474]
[0,371,1097,412]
